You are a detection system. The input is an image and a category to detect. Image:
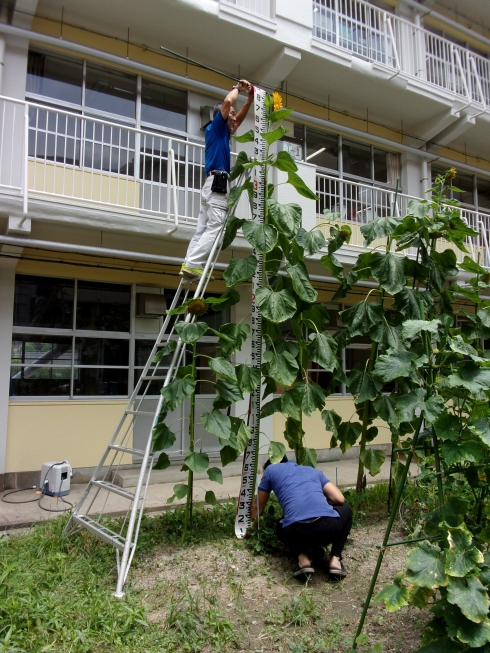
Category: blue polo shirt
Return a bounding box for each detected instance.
[258,462,339,527]
[205,111,231,175]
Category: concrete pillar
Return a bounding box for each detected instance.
[0,250,20,484]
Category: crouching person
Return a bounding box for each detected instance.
[252,456,353,579]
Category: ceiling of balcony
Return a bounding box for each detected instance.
[433,0,490,36]
[31,0,490,164]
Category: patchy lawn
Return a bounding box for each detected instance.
[0,495,427,652]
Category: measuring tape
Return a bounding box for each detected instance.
[235,87,266,538]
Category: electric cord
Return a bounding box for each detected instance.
[1,462,74,513]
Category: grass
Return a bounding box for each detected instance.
[0,483,407,652]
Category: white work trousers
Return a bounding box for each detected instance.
[184,175,229,271]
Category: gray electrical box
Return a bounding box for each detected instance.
[41,461,71,497]
[200,105,214,130]
[136,293,167,317]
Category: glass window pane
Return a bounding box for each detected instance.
[75,338,129,366]
[453,171,474,206]
[10,367,70,396]
[195,343,217,395]
[305,127,338,171]
[14,275,74,328]
[11,335,72,364]
[27,51,83,105]
[345,347,371,371]
[76,281,130,331]
[85,64,136,119]
[141,79,187,131]
[373,148,387,183]
[477,177,490,211]
[342,139,372,179]
[73,368,128,396]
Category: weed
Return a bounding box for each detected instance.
[265,588,321,628]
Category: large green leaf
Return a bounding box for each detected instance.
[307,332,338,371]
[402,319,441,340]
[152,422,177,450]
[280,386,303,421]
[287,171,318,200]
[434,412,461,441]
[266,350,299,387]
[360,448,385,476]
[447,577,490,623]
[453,615,490,648]
[213,379,244,408]
[233,129,254,143]
[373,350,414,382]
[220,445,239,466]
[449,335,484,361]
[470,417,490,446]
[268,441,287,464]
[347,367,383,403]
[268,199,302,239]
[222,215,246,250]
[392,288,429,320]
[268,107,293,123]
[271,149,298,172]
[339,301,384,338]
[297,445,317,468]
[205,490,217,505]
[445,526,484,577]
[153,452,171,470]
[261,124,287,145]
[423,394,445,424]
[153,339,177,364]
[161,377,196,412]
[201,410,232,441]
[321,408,342,434]
[447,363,490,394]
[370,322,404,351]
[294,227,326,256]
[373,395,399,428]
[256,287,297,323]
[406,541,448,588]
[173,484,189,500]
[301,304,330,332]
[284,417,304,448]
[208,357,237,382]
[231,416,251,454]
[207,467,223,484]
[395,388,425,422]
[441,439,485,465]
[261,397,282,418]
[184,451,209,474]
[174,321,208,344]
[242,221,278,254]
[229,150,249,182]
[217,323,250,357]
[370,252,406,294]
[223,255,258,287]
[337,421,362,453]
[228,178,253,207]
[302,381,326,416]
[235,364,261,393]
[285,261,318,303]
[361,215,402,245]
[374,573,408,611]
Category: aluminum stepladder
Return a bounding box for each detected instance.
[64,168,249,598]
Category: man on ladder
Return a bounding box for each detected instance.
[181,79,254,282]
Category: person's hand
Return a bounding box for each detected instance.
[237,79,251,93]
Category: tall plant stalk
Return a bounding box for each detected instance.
[182,340,197,543]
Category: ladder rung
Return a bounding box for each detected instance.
[125,410,156,417]
[141,375,166,381]
[109,444,146,456]
[92,480,141,502]
[72,515,134,552]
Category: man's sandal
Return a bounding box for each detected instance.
[328,562,347,579]
[292,564,315,578]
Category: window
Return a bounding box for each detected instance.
[141,79,187,132]
[11,275,131,398]
[27,51,83,106]
[85,64,136,120]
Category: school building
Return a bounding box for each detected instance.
[0,0,489,488]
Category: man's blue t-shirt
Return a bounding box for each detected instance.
[204,111,231,175]
[258,462,339,527]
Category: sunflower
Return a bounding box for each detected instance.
[186,298,207,316]
[272,91,283,112]
[446,167,457,181]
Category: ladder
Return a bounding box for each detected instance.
[63,172,247,598]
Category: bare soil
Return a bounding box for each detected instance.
[131,514,427,653]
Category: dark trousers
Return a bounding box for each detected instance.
[277,503,353,560]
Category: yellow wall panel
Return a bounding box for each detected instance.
[6,400,130,472]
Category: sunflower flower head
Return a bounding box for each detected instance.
[186,298,207,316]
[446,167,457,181]
[272,91,283,112]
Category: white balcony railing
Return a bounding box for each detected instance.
[312,0,490,109]
[0,95,208,229]
[316,171,490,266]
[220,0,274,20]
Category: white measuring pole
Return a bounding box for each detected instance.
[235,87,267,538]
